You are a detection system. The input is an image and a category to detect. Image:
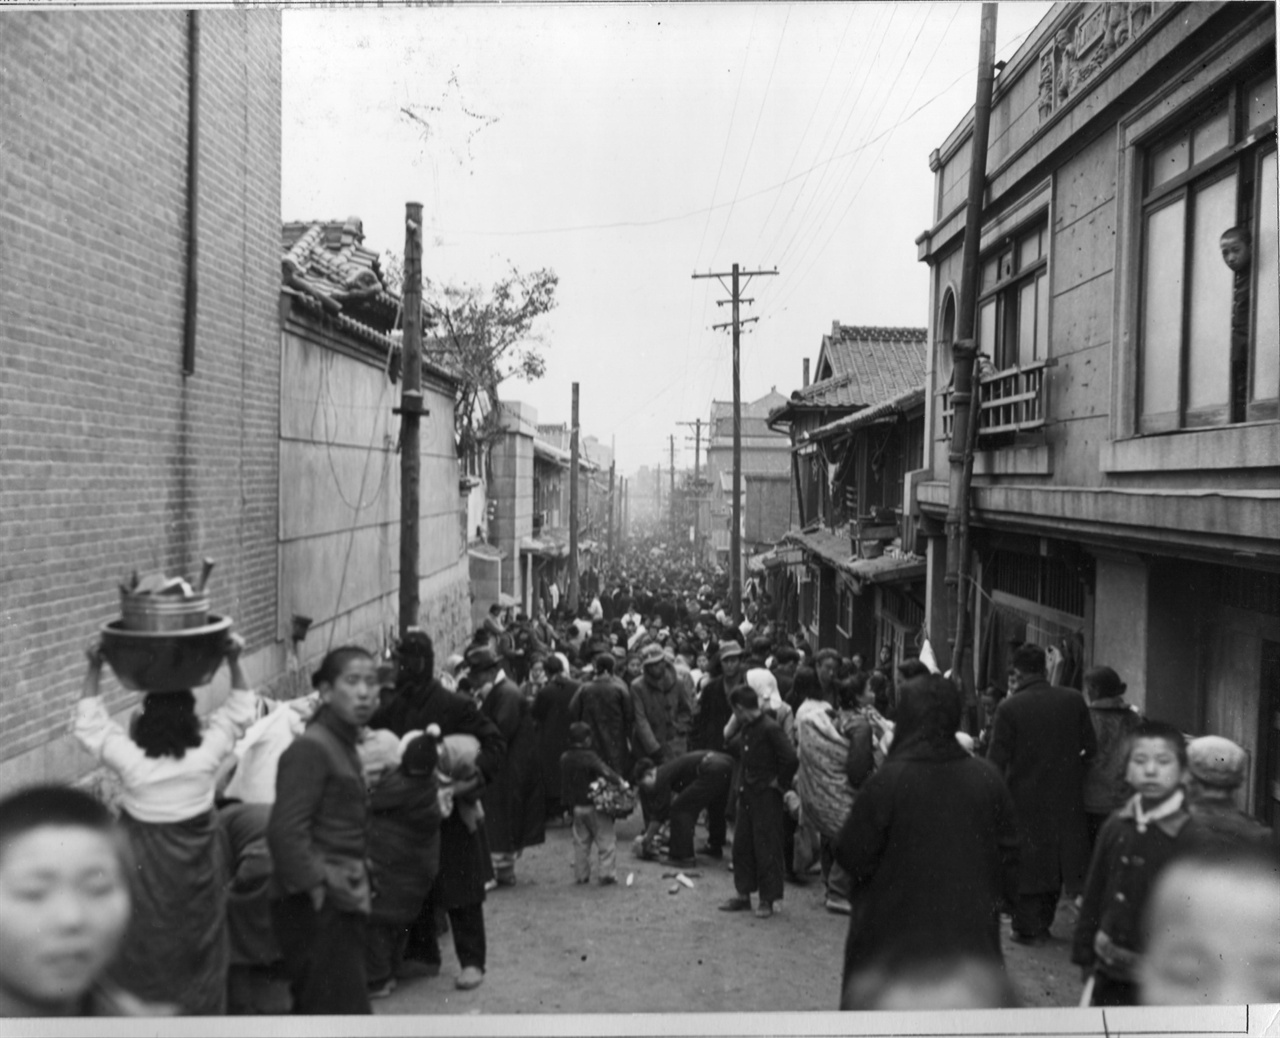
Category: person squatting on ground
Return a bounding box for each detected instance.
[1072,719,1201,1007]
[0,785,171,1017]
[560,723,625,885]
[634,750,735,866]
[834,674,1021,1009]
[267,646,378,1015]
[719,685,799,919]
[75,631,257,1014]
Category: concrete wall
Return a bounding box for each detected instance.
[1092,554,1150,710]
[279,324,470,680]
[0,9,282,787]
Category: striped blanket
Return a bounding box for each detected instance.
[794,700,858,841]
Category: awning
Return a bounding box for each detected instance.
[846,554,927,585]
[520,535,569,558]
[803,386,926,443]
[764,545,806,569]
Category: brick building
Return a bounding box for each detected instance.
[0,10,282,787]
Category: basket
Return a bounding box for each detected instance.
[589,779,637,820]
[100,614,232,693]
[119,590,211,632]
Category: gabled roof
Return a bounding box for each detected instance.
[711,388,788,422]
[770,323,927,427]
[281,218,455,382]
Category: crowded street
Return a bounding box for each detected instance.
[2,1,1278,1026]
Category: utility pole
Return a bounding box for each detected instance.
[607,459,616,565]
[693,262,777,623]
[946,3,998,698]
[679,418,703,550]
[568,382,580,615]
[622,478,628,545]
[656,461,662,523]
[669,434,676,541]
[397,202,427,640]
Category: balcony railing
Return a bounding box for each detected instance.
[941,358,1054,441]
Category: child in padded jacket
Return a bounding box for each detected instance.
[1073,719,1202,1008]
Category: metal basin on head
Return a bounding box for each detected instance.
[100,614,233,693]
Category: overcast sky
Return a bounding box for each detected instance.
[282,1,1054,475]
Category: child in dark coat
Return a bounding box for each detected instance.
[363,727,443,999]
[560,723,624,885]
[719,685,799,919]
[1073,719,1200,1007]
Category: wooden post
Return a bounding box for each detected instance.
[567,383,580,614]
[398,202,426,639]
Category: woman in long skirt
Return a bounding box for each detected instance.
[76,633,258,1014]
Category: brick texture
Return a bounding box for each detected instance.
[0,11,282,766]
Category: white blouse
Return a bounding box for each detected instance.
[73,689,260,824]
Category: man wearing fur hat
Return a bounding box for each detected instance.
[1185,735,1272,847]
[630,642,695,765]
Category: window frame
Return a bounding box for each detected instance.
[1130,61,1278,436]
[975,220,1049,372]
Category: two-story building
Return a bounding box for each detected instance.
[767,325,928,658]
[916,2,1278,823]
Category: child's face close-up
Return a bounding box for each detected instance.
[1140,862,1280,1005]
[321,656,378,727]
[1126,736,1184,802]
[0,826,130,1013]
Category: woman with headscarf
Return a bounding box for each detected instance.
[834,674,1021,1007]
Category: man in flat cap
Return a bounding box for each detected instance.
[630,642,695,765]
[1185,735,1272,848]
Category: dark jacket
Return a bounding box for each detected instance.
[691,676,732,754]
[639,750,734,823]
[835,738,1020,990]
[726,713,798,795]
[1073,797,1197,980]
[1082,697,1142,815]
[481,676,546,854]
[987,676,1097,894]
[268,706,371,914]
[369,677,504,909]
[568,676,635,776]
[1186,795,1273,847]
[631,663,695,762]
[532,675,580,804]
[560,747,619,808]
[367,767,442,926]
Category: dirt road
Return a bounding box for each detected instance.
[377,812,1083,1016]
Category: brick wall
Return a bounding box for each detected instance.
[0,10,282,776]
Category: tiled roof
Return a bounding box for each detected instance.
[805,386,926,442]
[282,218,455,382]
[711,389,788,422]
[770,324,927,423]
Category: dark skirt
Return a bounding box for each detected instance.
[110,809,229,1015]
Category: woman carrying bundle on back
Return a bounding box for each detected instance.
[76,631,258,1014]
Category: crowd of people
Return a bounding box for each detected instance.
[1,534,1277,1017]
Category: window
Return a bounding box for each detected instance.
[1138,72,1279,431]
[976,221,1049,371]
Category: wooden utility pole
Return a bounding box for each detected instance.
[693,263,777,622]
[680,418,703,549]
[567,382,580,615]
[607,459,616,564]
[656,461,662,522]
[669,434,676,540]
[946,3,999,691]
[397,202,427,639]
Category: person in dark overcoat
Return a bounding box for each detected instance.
[363,731,442,998]
[986,642,1097,944]
[690,641,742,754]
[531,655,580,824]
[368,630,505,992]
[835,674,1021,1007]
[466,643,546,886]
[568,653,635,777]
